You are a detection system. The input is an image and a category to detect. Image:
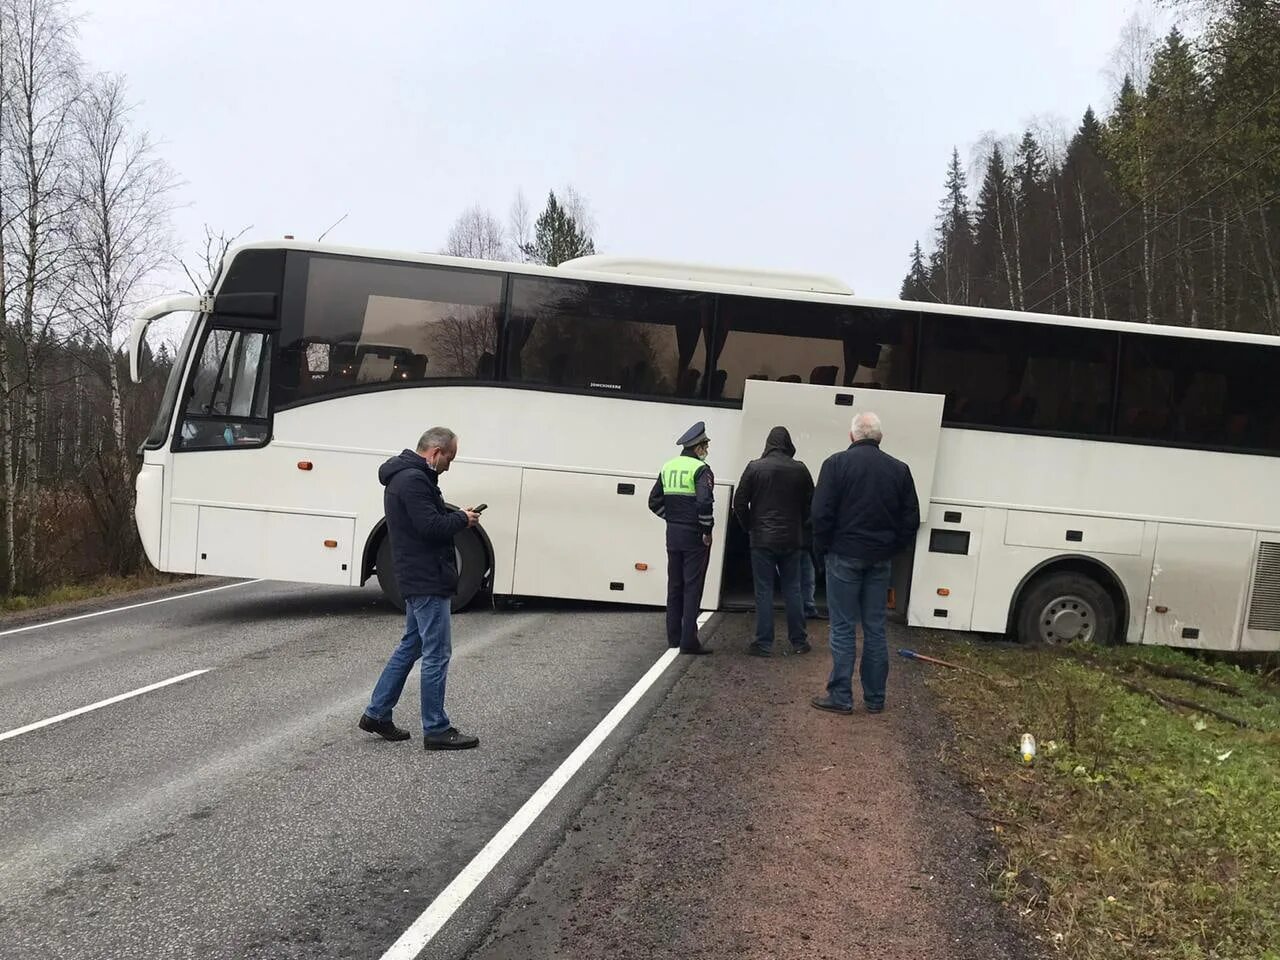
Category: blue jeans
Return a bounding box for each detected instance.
[801,551,818,616]
[750,547,806,650]
[366,595,453,735]
[824,555,892,710]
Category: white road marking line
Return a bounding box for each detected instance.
[0,670,211,743]
[380,642,692,959]
[697,611,712,628]
[0,579,264,638]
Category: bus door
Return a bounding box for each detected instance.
[736,379,944,624]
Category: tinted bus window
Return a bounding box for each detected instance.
[711,298,915,402]
[277,255,505,405]
[506,276,713,399]
[919,313,1116,435]
[1118,333,1280,452]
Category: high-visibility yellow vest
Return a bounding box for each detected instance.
[660,455,704,496]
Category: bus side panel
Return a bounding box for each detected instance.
[164,502,199,574]
[969,510,1158,643]
[511,468,730,607]
[194,506,356,585]
[907,504,985,631]
[1143,523,1253,651]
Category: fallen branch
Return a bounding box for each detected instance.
[1132,661,1243,698]
[1118,679,1250,729]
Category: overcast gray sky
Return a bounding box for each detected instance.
[79,0,1158,302]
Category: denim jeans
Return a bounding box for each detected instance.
[801,551,818,616]
[366,595,453,735]
[824,554,892,710]
[750,547,806,651]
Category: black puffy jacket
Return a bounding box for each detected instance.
[380,450,468,599]
[812,439,920,562]
[733,427,814,552]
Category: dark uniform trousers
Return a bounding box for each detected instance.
[666,527,709,651]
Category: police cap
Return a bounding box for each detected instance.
[677,421,709,448]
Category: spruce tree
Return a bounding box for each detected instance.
[521,191,596,266]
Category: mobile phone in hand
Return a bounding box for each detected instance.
[472,503,488,514]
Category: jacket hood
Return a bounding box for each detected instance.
[379,449,431,486]
[762,426,795,458]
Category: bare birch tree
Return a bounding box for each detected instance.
[68,71,176,453]
[3,0,80,589]
[508,189,532,262]
[444,204,508,260]
[180,222,250,295]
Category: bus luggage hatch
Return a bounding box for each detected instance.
[738,380,944,623]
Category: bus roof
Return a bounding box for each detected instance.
[222,238,1280,350]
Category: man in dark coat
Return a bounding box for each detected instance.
[810,413,920,715]
[359,426,482,749]
[733,426,814,656]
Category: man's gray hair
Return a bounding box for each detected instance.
[851,412,883,442]
[416,426,457,453]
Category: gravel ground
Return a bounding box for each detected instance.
[468,612,1040,960]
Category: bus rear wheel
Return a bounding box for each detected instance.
[1015,571,1119,646]
[375,527,487,614]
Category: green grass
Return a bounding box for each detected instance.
[0,571,190,614]
[916,635,1280,960]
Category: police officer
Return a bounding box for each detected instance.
[648,421,716,655]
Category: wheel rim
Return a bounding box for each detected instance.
[1037,594,1097,644]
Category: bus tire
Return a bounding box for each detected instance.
[375,528,486,614]
[1015,571,1119,646]
[375,535,405,613]
[452,527,486,613]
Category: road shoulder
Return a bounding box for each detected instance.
[467,613,1036,960]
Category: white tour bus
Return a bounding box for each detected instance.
[129,240,1280,652]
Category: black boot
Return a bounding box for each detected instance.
[423,727,480,751]
[358,713,411,741]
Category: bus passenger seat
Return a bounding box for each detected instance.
[809,365,838,385]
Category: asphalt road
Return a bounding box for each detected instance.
[0,579,693,960]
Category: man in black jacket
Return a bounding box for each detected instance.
[359,427,481,750]
[734,426,814,656]
[810,413,920,715]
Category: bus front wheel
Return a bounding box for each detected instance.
[375,528,487,614]
[1015,571,1119,646]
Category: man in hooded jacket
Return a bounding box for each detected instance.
[733,426,814,656]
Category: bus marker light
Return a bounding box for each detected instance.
[298,461,313,470]
[323,539,338,548]
[937,588,950,596]
[635,563,648,571]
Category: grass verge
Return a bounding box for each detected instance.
[0,571,192,614]
[914,633,1280,960]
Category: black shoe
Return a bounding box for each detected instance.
[358,714,411,742]
[667,642,680,649]
[806,610,829,621]
[810,696,853,715]
[680,647,714,655]
[865,704,885,714]
[423,727,479,750]
[792,642,813,655]
[747,644,772,657]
